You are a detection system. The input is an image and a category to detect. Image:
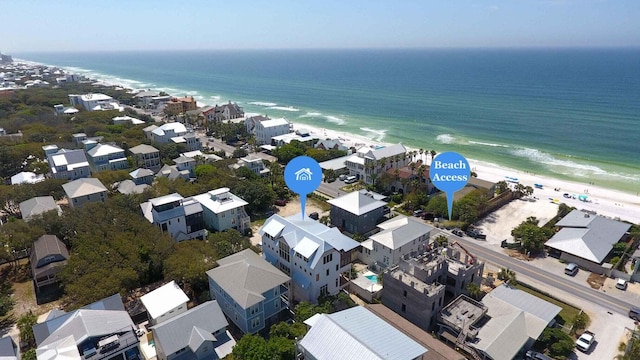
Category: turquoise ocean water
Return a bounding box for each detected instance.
[16,49,640,193]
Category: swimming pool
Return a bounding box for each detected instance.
[365,274,378,283]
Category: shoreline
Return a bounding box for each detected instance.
[16,60,639,224]
[291,122,640,224]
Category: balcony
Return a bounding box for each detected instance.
[80,326,140,360]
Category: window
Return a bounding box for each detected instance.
[335,264,338,271]
[251,317,260,329]
[403,290,407,297]
[326,269,329,276]
[316,274,319,282]
[279,241,291,262]
[274,286,280,297]
[161,223,168,231]
[432,302,435,311]
[323,253,333,264]
[320,284,328,296]
[250,304,259,315]
[336,279,339,287]
[401,304,406,313]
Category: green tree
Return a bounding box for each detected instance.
[426,195,448,218]
[572,311,590,334]
[272,143,305,164]
[498,268,517,286]
[22,349,37,360]
[232,181,276,214]
[465,283,483,300]
[232,334,272,360]
[539,327,575,358]
[163,240,217,295]
[210,230,251,259]
[18,311,37,349]
[511,217,553,255]
[434,235,449,247]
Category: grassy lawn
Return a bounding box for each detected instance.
[516,283,581,326]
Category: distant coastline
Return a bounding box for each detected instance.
[15,48,640,194]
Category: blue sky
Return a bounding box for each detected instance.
[2,0,639,52]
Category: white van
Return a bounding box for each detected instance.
[344,175,357,184]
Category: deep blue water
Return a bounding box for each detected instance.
[16,48,640,193]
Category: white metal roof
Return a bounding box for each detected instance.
[299,306,427,360]
[260,117,290,128]
[369,215,433,250]
[62,178,107,198]
[149,193,184,206]
[193,189,248,214]
[294,237,320,259]
[327,191,387,215]
[87,143,124,157]
[140,281,189,320]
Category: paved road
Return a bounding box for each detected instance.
[440,229,636,316]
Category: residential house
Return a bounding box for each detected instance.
[33,294,141,360]
[11,171,44,185]
[315,139,348,151]
[19,196,61,221]
[140,281,189,326]
[384,161,433,195]
[207,249,290,334]
[143,124,159,140]
[173,155,196,177]
[129,144,161,172]
[297,306,427,360]
[545,209,631,273]
[53,104,79,115]
[345,144,409,185]
[212,101,244,121]
[270,130,316,147]
[68,93,123,111]
[117,180,149,195]
[181,132,202,151]
[382,244,484,332]
[193,188,250,233]
[359,215,434,269]
[85,143,128,172]
[72,133,87,146]
[233,155,270,176]
[327,190,387,235]
[148,122,201,151]
[140,193,207,241]
[156,164,191,181]
[30,235,69,292]
[164,96,197,115]
[260,214,360,303]
[244,115,270,134]
[63,178,108,208]
[150,301,235,360]
[0,336,20,360]
[130,168,154,185]
[46,148,90,180]
[438,284,561,360]
[133,90,161,107]
[251,117,291,145]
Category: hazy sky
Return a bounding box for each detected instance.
[2,0,639,52]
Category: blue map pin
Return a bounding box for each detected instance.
[284,156,322,220]
[429,152,470,220]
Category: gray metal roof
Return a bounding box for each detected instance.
[151,301,228,357]
[369,215,433,250]
[299,306,427,360]
[207,249,290,308]
[38,309,134,347]
[484,284,560,326]
[31,234,68,266]
[33,294,125,345]
[0,336,18,359]
[62,178,107,199]
[472,310,528,360]
[546,210,631,263]
[46,148,88,168]
[19,196,60,220]
[327,191,387,215]
[129,144,159,155]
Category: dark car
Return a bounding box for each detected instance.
[629,306,640,321]
[275,199,287,206]
[413,209,424,217]
[525,350,552,360]
[452,228,464,237]
[309,212,319,220]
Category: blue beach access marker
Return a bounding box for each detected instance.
[284,156,322,220]
[429,152,470,220]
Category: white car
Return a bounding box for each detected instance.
[616,278,628,290]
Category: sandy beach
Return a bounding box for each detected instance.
[290,122,640,225]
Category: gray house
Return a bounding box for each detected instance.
[382,243,484,331]
[207,249,290,334]
[19,196,61,221]
[62,178,108,208]
[30,235,69,291]
[34,294,141,360]
[150,301,235,360]
[327,190,387,235]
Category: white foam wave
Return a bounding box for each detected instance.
[299,112,322,118]
[436,134,456,144]
[511,148,640,182]
[268,106,300,112]
[324,115,345,125]
[361,127,387,142]
[469,140,509,148]
[210,95,221,101]
[248,101,278,107]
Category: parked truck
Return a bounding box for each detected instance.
[576,330,595,352]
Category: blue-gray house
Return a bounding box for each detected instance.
[207,249,290,334]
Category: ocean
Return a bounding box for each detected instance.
[16,49,640,193]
